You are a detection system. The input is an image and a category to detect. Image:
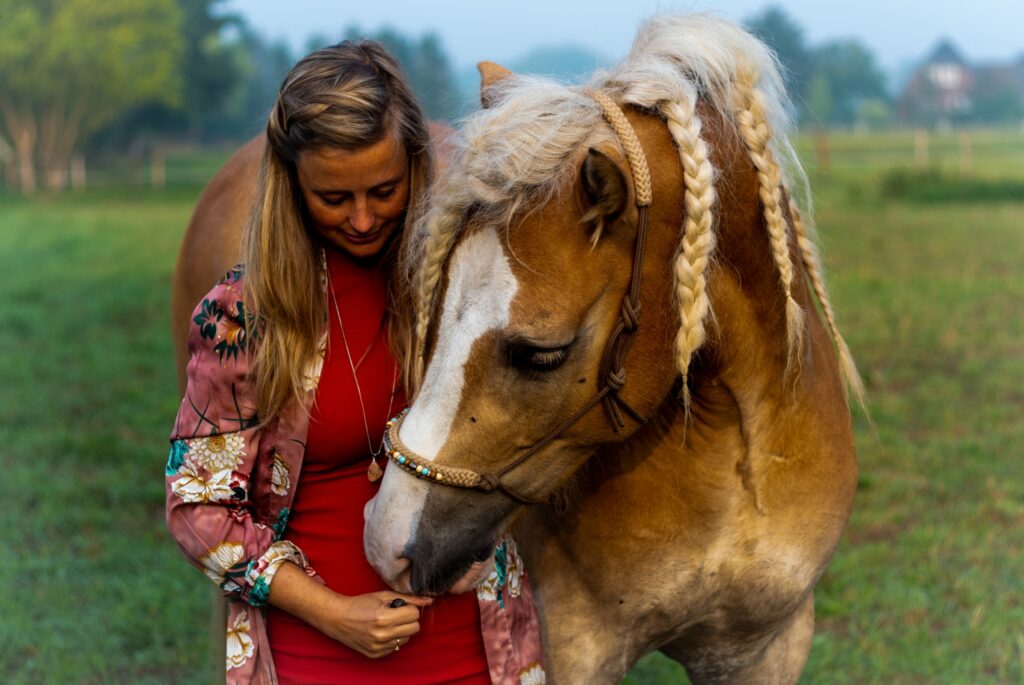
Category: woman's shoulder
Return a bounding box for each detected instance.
[216,263,246,287]
[189,263,250,364]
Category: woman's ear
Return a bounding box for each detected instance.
[580,147,628,241]
[478,61,515,108]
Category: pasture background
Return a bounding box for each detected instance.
[1,129,1022,683]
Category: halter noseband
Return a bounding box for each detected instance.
[384,91,654,504]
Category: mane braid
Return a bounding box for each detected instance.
[660,98,717,412]
[411,201,464,392]
[787,200,866,407]
[733,69,805,376]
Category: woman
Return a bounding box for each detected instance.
[165,42,545,685]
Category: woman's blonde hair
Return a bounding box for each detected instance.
[242,40,432,423]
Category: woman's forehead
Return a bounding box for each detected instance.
[297,135,407,191]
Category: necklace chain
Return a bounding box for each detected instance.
[328,266,398,460]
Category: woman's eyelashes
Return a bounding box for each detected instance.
[318,186,395,206]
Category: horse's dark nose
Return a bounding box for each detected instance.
[406,536,493,596]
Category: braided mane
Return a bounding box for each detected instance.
[403,14,863,405]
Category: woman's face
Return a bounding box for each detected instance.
[295,134,411,259]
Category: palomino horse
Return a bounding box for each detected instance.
[364,15,862,684]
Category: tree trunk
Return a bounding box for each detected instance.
[15,125,37,194]
[0,104,37,194]
[1,103,38,194]
[38,105,81,191]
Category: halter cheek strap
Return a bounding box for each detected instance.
[385,91,654,504]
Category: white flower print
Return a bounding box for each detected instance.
[476,570,500,602]
[519,663,546,684]
[225,610,255,670]
[506,546,524,598]
[188,433,246,472]
[171,462,234,503]
[200,541,245,589]
[270,454,291,496]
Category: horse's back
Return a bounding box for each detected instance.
[171,136,263,392]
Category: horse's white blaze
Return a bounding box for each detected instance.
[401,226,518,459]
[364,226,517,589]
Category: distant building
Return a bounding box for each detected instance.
[899,40,1024,126]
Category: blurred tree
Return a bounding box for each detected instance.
[218,28,294,139]
[970,67,1024,123]
[806,71,834,128]
[0,0,182,191]
[856,98,893,130]
[745,5,813,102]
[343,26,460,122]
[178,0,243,137]
[810,40,888,126]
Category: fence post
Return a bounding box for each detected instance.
[914,129,929,167]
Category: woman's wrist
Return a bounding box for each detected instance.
[268,560,344,629]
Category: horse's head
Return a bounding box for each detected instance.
[364,16,862,594]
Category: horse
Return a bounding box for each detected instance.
[363,15,862,685]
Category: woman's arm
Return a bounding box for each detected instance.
[268,561,432,658]
[167,277,312,608]
[167,276,433,656]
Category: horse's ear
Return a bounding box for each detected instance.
[581,148,628,237]
[478,61,514,108]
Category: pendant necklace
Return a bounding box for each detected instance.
[328,269,398,483]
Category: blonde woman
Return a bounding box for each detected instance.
[165,42,544,684]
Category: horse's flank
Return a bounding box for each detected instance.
[171,136,263,393]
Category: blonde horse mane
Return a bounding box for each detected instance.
[404,13,864,406]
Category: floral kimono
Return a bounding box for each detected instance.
[166,267,546,684]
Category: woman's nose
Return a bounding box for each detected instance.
[350,200,374,233]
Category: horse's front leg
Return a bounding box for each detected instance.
[662,592,816,685]
[529,562,639,684]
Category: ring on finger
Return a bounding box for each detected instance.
[394,638,401,652]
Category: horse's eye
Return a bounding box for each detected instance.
[509,343,571,373]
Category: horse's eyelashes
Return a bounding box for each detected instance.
[507,342,572,373]
[530,349,567,368]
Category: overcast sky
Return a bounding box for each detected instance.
[225,0,1022,75]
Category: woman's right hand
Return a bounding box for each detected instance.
[268,561,433,659]
[314,590,433,658]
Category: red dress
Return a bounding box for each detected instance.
[267,248,490,684]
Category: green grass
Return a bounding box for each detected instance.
[1,130,1022,683]
[0,189,218,684]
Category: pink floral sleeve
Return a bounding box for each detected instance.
[165,273,317,608]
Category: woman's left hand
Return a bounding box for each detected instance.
[447,558,494,594]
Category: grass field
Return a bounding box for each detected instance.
[1,130,1022,683]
